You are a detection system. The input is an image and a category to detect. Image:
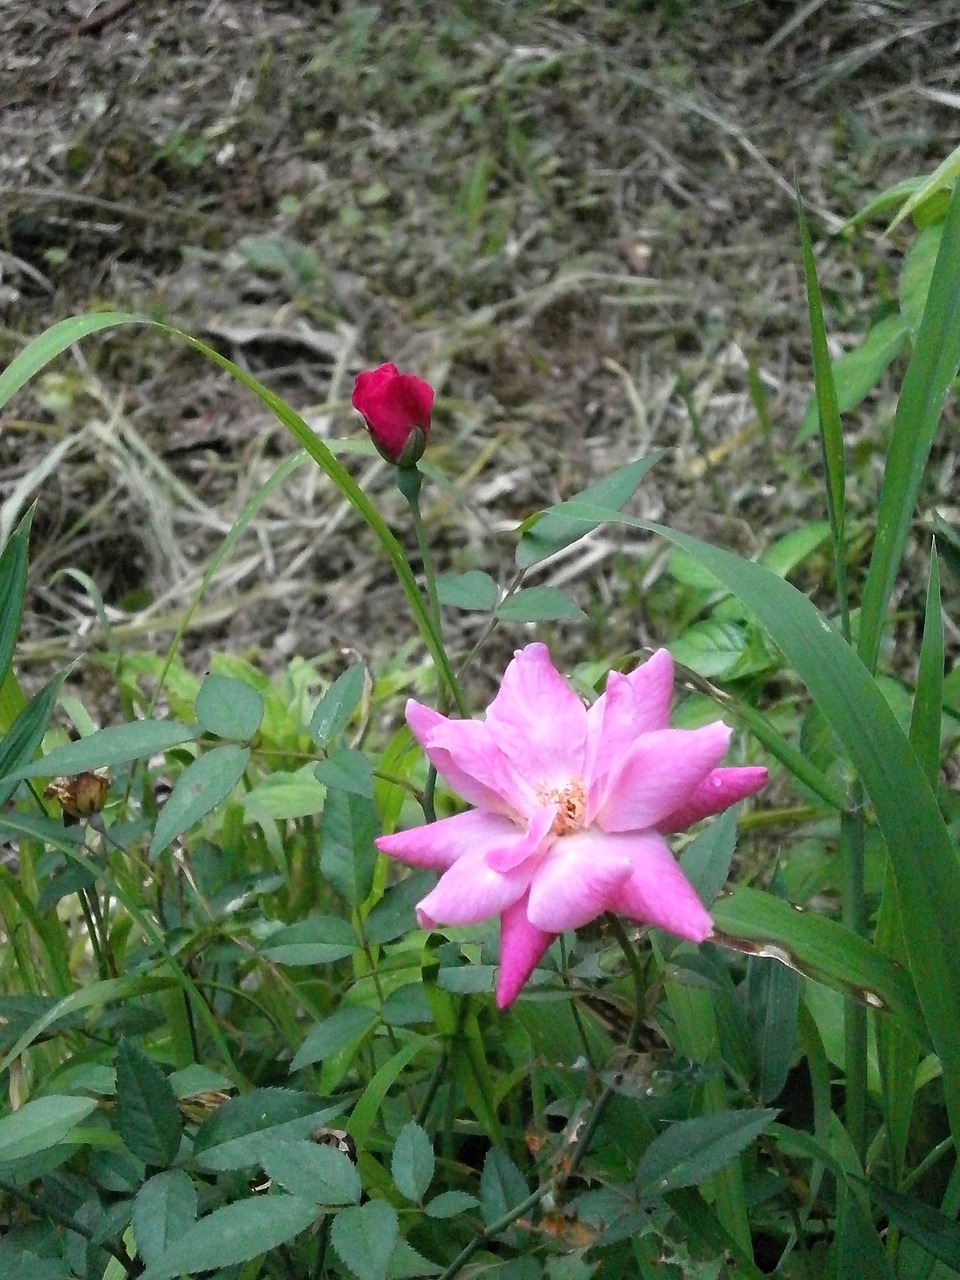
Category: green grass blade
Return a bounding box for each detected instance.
[909,546,944,790]
[797,183,847,578]
[0,311,140,411]
[0,508,33,689]
[859,178,960,672]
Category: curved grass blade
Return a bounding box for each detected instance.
[0,311,140,411]
[0,508,33,690]
[859,178,960,671]
[797,183,847,583]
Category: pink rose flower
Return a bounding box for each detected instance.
[351,363,434,466]
[377,644,766,1007]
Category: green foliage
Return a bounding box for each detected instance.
[0,144,957,1280]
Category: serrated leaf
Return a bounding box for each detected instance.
[319,787,378,904]
[149,744,249,859]
[311,665,366,748]
[392,1121,434,1203]
[291,1006,378,1072]
[480,1147,528,1228]
[195,673,264,740]
[138,1194,319,1280]
[261,1139,362,1205]
[635,1108,777,1195]
[115,1040,182,1167]
[436,570,500,611]
[364,872,434,945]
[496,585,586,623]
[191,1088,343,1172]
[0,1245,72,1280]
[315,747,374,798]
[516,454,662,569]
[261,916,358,966]
[0,1095,96,1164]
[331,1200,399,1280]
[132,1170,198,1265]
[4,718,199,782]
[386,1236,442,1277]
[243,765,327,820]
[424,1190,480,1219]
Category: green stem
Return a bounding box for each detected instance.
[841,798,868,1167]
[437,917,647,1279]
[395,465,467,718]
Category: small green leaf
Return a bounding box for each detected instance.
[759,523,832,577]
[191,1088,343,1172]
[480,1147,528,1228]
[635,1108,777,1195]
[392,1121,435,1203]
[261,1139,362,1206]
[319,787,378,904]
[668,620,749,679]
[243,765,327,820]
[115,1040,182,1168]
[5,719,199,782]
[516,454,662,569]
[132,1170,198,1266]
[436,570,500,611]
[195,673,264,740]
[291,1006,378,1072]
[496,585,587,623]
[315,748,374,798]
[311,665,366,748]
[424,1190,480,1219]
[261,916,358,966]
[364,873,434,945]
[138,1195,319,1280]
[149,744,249,859]
[331,1200,399,1280]
[0,1095,96,1165]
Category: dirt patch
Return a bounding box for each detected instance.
[2,0,958,694]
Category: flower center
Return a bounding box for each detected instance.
[537,778,587,836]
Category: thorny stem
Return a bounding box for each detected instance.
[437,916,648,1279]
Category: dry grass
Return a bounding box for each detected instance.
[2,0,958,699]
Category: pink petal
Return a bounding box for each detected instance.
[496,895,556,1008]
[596,722,732,833]
[415,851,531,928]
[485,806,557,873]
[585,649,675,788]
[406,700,533,816]
[377,808,521,871]
[658,766,768,833]
[609,831,713,941]
[525,831,633,932]
[484,644,587,786]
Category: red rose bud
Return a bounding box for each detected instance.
[351,363,434,466]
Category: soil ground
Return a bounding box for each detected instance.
[2,0,958,702]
